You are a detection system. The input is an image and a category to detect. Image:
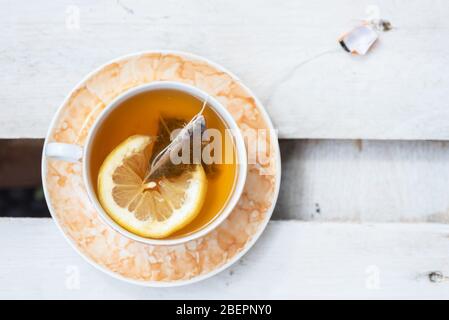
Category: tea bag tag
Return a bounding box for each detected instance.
[339,19,392,55]
[339,25,378,55]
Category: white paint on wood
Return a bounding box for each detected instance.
[0,218,448,299]
[275,140,449,223]
[1,0,449,139]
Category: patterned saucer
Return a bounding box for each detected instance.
[42,51,281,286]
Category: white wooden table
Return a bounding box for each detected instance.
[1,0,449,299]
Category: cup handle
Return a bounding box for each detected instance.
[45,142,83,162]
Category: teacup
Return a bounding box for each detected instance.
[44,81,247,245]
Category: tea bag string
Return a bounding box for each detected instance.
[191,97,207,122]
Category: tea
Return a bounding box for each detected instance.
[89,89,237,238]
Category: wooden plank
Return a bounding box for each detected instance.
[274,140,449,223]
[1,139,449,223]
[1,0,449,140]
[0,218,448,299]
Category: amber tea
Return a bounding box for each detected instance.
[89,89,237,239]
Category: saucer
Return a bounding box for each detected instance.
[42,51,281,286]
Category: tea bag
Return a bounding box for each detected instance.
[145,105,207,181]
[339,25,378,55]
[339,19,392,55]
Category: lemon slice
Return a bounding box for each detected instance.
[97,135,207,238]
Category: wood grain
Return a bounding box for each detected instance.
[274,140,449,223]
[1,218,448,299]
[1,0,449,139]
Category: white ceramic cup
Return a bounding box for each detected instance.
[44,81,247,246]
